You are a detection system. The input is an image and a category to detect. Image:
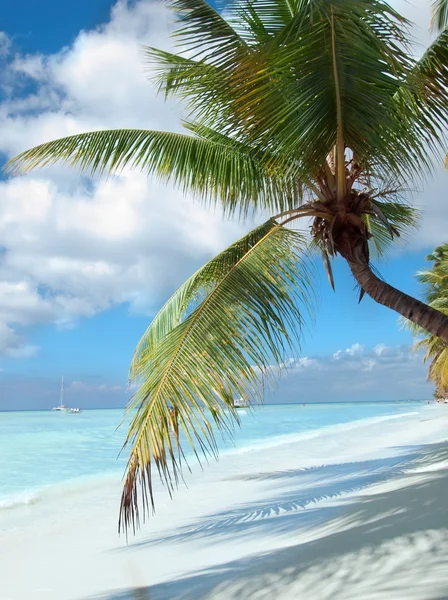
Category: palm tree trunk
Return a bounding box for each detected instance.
[348,260,448,344]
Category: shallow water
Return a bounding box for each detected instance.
[0,401,427,508]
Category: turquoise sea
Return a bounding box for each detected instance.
[0,402,427,509]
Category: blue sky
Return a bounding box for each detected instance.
[0,0,446,410]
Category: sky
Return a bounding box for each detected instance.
[0,0,446,410]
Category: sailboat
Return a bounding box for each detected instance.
[52,376,67,411]
[51,376,81,413]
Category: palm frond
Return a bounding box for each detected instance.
[119,220,315,533]
[429,346,448,388]
[398,28,448,165]
[413,27,448,88]
[416,340,447,391]
[416,244,448,305]
[400,314,424,338]
[365,198,419,258]
[414,330,448,389]
[129,218,310,376]
[431,0,448,31]
[168,0,248,63]
[219,0,428,181]
[144,48,222,100]
[321,248,335,291]
[145,0,435,186]
[403,243,448,392]
[6,129,299,217]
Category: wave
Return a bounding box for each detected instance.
[0,490,42,510]
[0,472,122,513]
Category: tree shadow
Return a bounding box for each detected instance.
[87,442,448,600]
[117,449,424,549]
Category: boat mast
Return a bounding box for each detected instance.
[59,375,64,408]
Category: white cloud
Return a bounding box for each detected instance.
[0,323,37,358]
[0,32,10,57]
[0,0,246,356]
[263,343,432,402]
[333,343,364,360]
[346,343,364,356]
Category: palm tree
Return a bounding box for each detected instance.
[5,0,448,531]
[406,245,448,398]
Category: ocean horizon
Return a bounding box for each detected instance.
[0,398,431,413]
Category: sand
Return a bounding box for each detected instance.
[1,406,448,600]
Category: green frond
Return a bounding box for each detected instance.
[365,198,419,258]
[429,346,448,388]
[129,217,311,376]
[418,331,448,388]
[425,243,448,265]
[411,336,432,353]
[395,30,448,184]
[412,28,448,91]
[431,297,448,312]
[142,0,437,185]
[321,248,335,291]
[6,129,300,217]
[143,48,242,135]
[417,270,446,287]
[119,220,315,533]
[403,242,448,391]
[143,48,221,100]
[431,0,448,31]
[217,0,427,180]
[416,244,448,305]
[399,313,424,338]
[144,0,250,134]
[168,0,248,63]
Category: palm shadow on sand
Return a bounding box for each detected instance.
[88,442,448,600]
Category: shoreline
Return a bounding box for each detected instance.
[1,405,448,599]
[0,402,432,511]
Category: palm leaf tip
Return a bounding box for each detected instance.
[118,219,315,533]
[431,0,448,31]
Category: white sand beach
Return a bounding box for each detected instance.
[1,406,448,600]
